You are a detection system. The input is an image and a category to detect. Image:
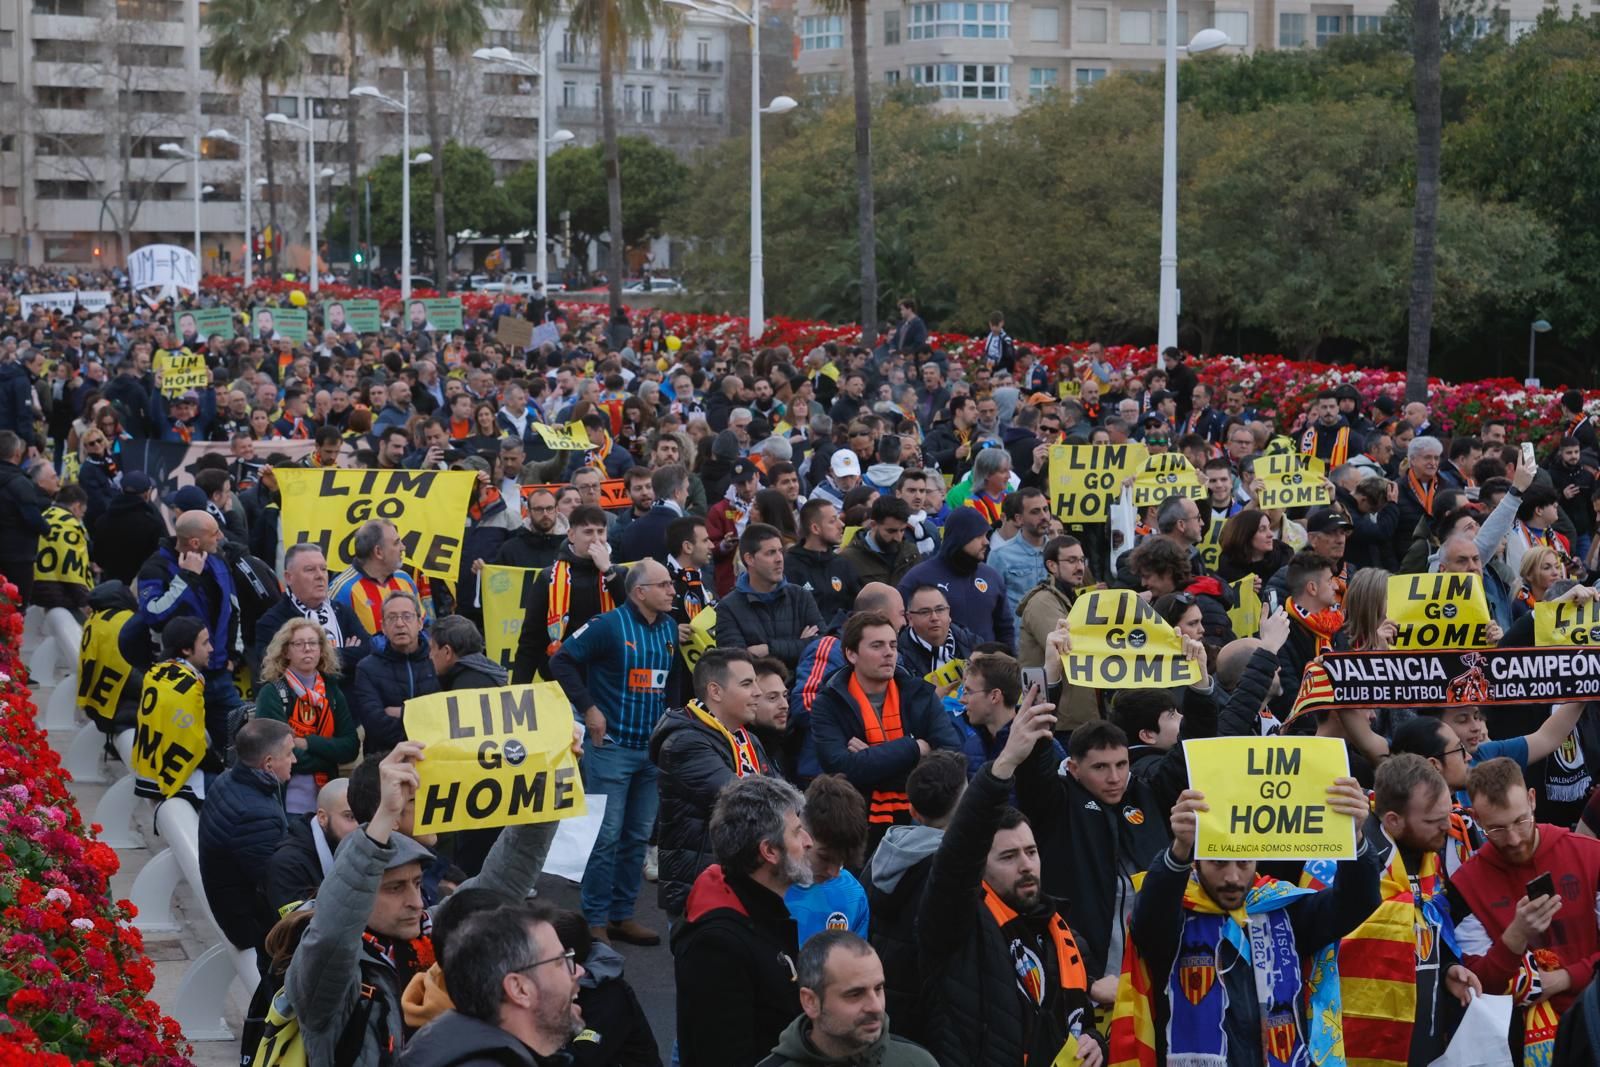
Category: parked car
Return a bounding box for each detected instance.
[623,277,685,294]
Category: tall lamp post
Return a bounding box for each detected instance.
[264,112,320,294]
[205,125,251,286]
[1528,319,1552,387]
[159,137,204,272]
[351,75,412,300]
[473,44,576,293]
[1157,22,1230,362]
[663,0,795,342]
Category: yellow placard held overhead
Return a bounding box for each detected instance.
[1057,378,1082,400]
[1386,572,1492,649]
[155,351,210,397]
[131,660,208,797]
[1536,599,1600,646]
[410,683,587,834]
[1228,575,1262,638]
[1183,736,1357,860]
[531,422,593,451]
[1197,512,1225,573]
[1131,452,1206,509]
[482,564,541,670]
[1062,588,1202,688]
[78,607,136,727]
[680,606,718,671]
[35,505,92,588]
[1255,451,1331,511]
[277,468,477,580]
[1048,443,1148,523]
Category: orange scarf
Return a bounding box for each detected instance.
[545,560,615,656]
[282,670,332,787]
[468,485,503,523]
[1407,469,1438,515]
[982,881,1088,1002]
[1287,596,1343,654]
[1301,424,1350,467]
[848,672,910,824]
[687,700,763,777]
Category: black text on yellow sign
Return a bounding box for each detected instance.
[1048,443,1148,523]
[35,506,92,587]
[481,564,541,670]
[277,468,477,580]
[1132,452,1207,508]
[1386,572,1492,649]
[1536,599,1600,646]
[78,608,135,726]
[1256,452,1331,510]
[410,684,587,833]
[1183,736,1356,860]
[1062,588,1202,688]
[131,661,208,797]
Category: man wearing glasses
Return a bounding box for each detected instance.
[897,585,977,682]
[1450,757,1600,1057]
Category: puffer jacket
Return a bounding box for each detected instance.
[196,762,287,953]
[839,531,921,588]
[349,634,440,751]
[784,544,860,621]
[713,575,823,672]
[399,1010,555,1067]
[492,526,566,570]
[648,704,772,917]
[438,652,509,691]
[0,361,36,446]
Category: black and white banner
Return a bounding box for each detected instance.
[1319,647,1600,707]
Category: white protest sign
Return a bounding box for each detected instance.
[128,244,199,304]
[19,292,80,315]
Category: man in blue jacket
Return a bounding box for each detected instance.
[897,507,1016,651]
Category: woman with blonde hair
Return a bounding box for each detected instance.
[255,618,359,814]
[1342,567,1398,651]
[1516,544,1566,618]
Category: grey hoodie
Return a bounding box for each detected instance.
[866,823,945,894]
[760,1014,938,1067]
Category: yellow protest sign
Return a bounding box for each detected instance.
[927,657,966,690]
[1183,736,1356,860]
[410,683,587,833]
[531,422,592,450]
[35,505,91,588]
[1051,1034,1081,1067]
[1062,588,1201,688]
[1197,511,1225,572]
[1256,451,1331,511]
[131,660,208,797]
[1057,378,1082,400]
[1387,573,1492,649]
[277,468,477,580]
[842,526,860,547]
[1131,452,1206,509]
[1535,599,1600,646]
[1048,443,1148,524]
[681,606,718,671]
[483,564,541,670]
[1228,576,1262,638]
[78,607,135,726]
[155,351,209,398]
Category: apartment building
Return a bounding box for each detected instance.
[792,0,1553,115]
[0,0,741,268]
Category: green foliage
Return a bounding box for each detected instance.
[502,137,689,254]
[326,142,517,253]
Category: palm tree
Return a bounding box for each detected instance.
[817,0,877,342]
[359,0,493,278]
[1405,0,1442,400]
[202,0,306,276]
[305,0,366,268]
[520,0,672,316]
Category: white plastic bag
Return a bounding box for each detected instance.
[1429,990,1514,1067]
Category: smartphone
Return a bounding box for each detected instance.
[1523,442,1537,467]
[1527,872,1556,901]
[1267,590,1280,615]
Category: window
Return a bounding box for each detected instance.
[909,62,1009,99]
[1352,14,1385,33]
[201,92,237,115]
[696,36,711,64]
[1074,66,1106,86]
[884,9,901,43]
[1314,14,1342,45]
[1153,11,1188,44]
[696,87,710,114]
[1278,12,1306,46]
[801,15,844,49]
[561,81,577,108]
[35,133,103,156]
[624,84,636,113]
[1028,66,1058,97]
[32,38,97,62]
[907,2,1010,38]
[1030,5,1059,40]
[32,0,92,14]
[310,97,346,119]
[641,85,654,116]
[885,68,901,83]
[35,180,94,199]
[666,86,680,111]
[1507,17,1534,39]
[269,95,299,118]
[1213,10,1248,45]
[1119,9,1150,43]
[1077,6,1107,42]
[37,85,93,109]
[803,72,844,94]
[484,115,538,138]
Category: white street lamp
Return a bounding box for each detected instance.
[352,76,413,299]
[207,126,251,286]
[265,112,320,294]
[1528,319,1552,386]
[476,43,567,295]
[1157,23,1229,363]
[412,153,434,165]
[663,0,792,342]
[160,139,204,272]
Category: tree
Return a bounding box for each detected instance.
[1405,0,1444,399]
[327,142,515,257]
[814,0,877,341]
[202,0,307,275]
[358,0,492,276]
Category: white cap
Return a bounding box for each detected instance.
[831,450,862,478]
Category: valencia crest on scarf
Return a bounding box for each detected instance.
[546,560,616,656]
[1287,596,1344,655]
[1110,873,1321,1067]
[583,430,615,471]
[686,699,765,777]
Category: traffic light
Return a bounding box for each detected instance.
[92,245,101,258]
[353,244,365,266]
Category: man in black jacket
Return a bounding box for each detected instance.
[923,396,979,479]
[917,702,1104,1067]
[91,471,166,585]
[429,614,509,690]
[492,487,566,570]
[511,505,626,684]
[0,430,49,605]
[197,718,295,963]
[810,611,964,836]
[715,523,823,674]
[786,499,859,622]
[267,776,357,913]
[650,648,770,918]
[253,543,368,673]
[673,774,811,1067]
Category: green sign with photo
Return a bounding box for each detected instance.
[192,307,236,339]
[252,305,309,344]
[322,299,381,334]
[404,296,463,332]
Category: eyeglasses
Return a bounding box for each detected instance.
[1169,592,1197,606]
[287,639,322,650]
[516,948,578,977]
[1440,743,1470,761]
[1480,813,1535,840]
[908,605,951,617]
[384,612,419,623]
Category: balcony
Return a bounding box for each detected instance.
[659,58,725,76]
[659,109,725,127]
[557,50,599,69]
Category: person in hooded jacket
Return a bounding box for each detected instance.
[493,486,567,570]
[511,505,626,684]
[550,909,661,1067]
[650,648,771,919]
[839,496,921,588]
[349,589,440,751]
[896,507,1016,650]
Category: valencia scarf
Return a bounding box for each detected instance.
[583,430,615,471]
[686,699,764,777]
[545,560,615,656]
[1406,470,1439,516]
[968,492,1005,527]
[282,670,334,788]
[1302,425,1351,468]
[1288,596,1344,655]
[847,671,910,825]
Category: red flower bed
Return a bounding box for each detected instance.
[206,278,1594,445]
[0,581,189,1065]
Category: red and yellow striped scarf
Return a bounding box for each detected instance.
[686,699,764,777]
[1287,596,1343,654]
[545,560,615,655]
[967,492,1004,527]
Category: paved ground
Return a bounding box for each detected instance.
[35,650,679,1066]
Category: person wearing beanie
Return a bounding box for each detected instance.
[895,507,1015,650]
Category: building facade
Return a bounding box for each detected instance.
[0,0,739,268]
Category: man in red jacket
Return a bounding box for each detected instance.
[1449,757,1600,1056]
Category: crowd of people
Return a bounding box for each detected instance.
[7,266,1600,1066]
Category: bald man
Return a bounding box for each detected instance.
[268,778,359,911]
[1212,611,1293,739]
